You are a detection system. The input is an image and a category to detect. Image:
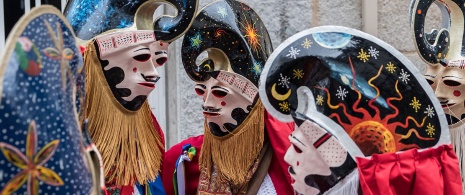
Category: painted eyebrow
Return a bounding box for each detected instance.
[134,48,150,52]
[291,134,306,147]
[443,76,462,79]
[424,74,436,78]
[211,86,229,92]
[195,84,206,89]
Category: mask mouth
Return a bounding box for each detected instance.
[202,106,221,116]
[440,100,455,108]
[139,74,160,88]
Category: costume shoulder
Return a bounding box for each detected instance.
[264,110,295,194]
[162,135,204,195]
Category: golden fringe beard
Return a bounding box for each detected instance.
[199,100,265,186]
[82,41,163,186]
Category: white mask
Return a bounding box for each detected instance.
[194,71,258,136]
[284,119,350,195]
[424,64,465,127]
[95,30,169,111]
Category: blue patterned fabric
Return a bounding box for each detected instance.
[0,8,93,194]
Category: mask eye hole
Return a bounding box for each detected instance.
[212,90,228,98]
[195,88,205,96]
[133,54,151,62]
[426,79,434,85]
[444,80,461,87]
[292,143,302,153]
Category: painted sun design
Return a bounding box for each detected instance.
[279,101,290,112]
[410,97,421,113]
[0,121,63,195]
[316,95,324,106]
[317,57,433,156]
[357,48,370,62]
[385,62,396,74]
[190,32,202,50]
[426,123,435,137]
[293,69,304,79]
[43,20,74,90]
[239,13,262,54]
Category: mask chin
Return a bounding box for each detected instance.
[207,106,252,137]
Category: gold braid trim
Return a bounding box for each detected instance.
[83,41,163,186]
[199,100,265,186]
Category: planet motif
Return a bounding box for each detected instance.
[313,32,352,49]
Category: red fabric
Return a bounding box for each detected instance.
[357,144,462,195]
[264,110,294,194]
[162,135,204,195]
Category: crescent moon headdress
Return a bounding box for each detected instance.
[259,25,453,194]
[0,6,102,194]
[260,25,450,156]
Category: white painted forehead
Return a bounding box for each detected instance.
[95,30,156,58]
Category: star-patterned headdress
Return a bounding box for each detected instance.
[259,26,450,156]
[64,0,199,43]
[181,0,272,87]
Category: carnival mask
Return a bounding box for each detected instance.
[195,71,258,136]
[95,31,169,111]
[259,26,450,194]
[425,65,465,126]
[180,0,271,137]
[410,0,465,126]
[285,120,343,194]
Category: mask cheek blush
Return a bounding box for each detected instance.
[454,90,461,97]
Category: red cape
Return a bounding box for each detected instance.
[162,111,294,195]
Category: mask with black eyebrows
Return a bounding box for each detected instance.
[94,31,168,111]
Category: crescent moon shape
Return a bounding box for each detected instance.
[204,63,212,71]
[271,83,291,101]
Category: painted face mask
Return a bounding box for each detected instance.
[181,0,272,137]
[194,71,258,136]
[259,26,451,194]
[424,65,465,126]
[285,118,355,194]
[95,31,169,111]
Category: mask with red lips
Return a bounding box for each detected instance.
[194,71,258,137]
[95,30,169,111]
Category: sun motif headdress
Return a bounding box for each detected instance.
[259,26,451,194]
[64,0,200,186]
[0,6,103,194]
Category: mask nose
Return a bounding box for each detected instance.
[203,89,218,108]
[434,81,449,101]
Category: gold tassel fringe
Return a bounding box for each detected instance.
[83,41,163,186]
[199,100,265,186]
